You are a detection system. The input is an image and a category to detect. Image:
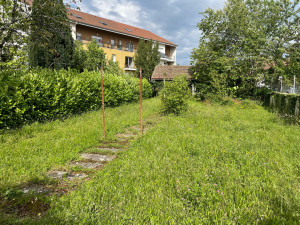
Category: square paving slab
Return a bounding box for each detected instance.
[80,153,116,162]
[70,161,104,169]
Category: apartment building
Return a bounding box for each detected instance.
[23,0,177,72]
[68,8,177,72]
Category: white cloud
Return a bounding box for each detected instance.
[78,0,143,27]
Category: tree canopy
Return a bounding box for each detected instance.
[29,0,74,69]
[191,0,299,98]
[134,39,160,81]
[0,0,30,64]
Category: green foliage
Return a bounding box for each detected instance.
[134,39,161,81]
[105,59,124,75]
[71,40,87,72]
[0,69,152,129]
[3,99,299,224]
[29,0,74,69]
[0,0,30,64]
[160,76,190,115]
[84,40,106,71]
[72,41,122,74]
[191,0,299,98]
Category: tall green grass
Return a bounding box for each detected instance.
[1,99,299,224]
[44,100,299,224]
[0,98,159,191]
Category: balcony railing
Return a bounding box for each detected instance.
[82,40,136,52]
[160,52,175,61]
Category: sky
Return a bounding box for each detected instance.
[69,0,226,65]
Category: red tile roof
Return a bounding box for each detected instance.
[68,9,177,46]
[152,66,193,81]
[23,0,176,46]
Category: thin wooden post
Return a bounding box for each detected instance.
[140,67,143,135]
[101,67,105,138]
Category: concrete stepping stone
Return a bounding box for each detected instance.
[80,153,116,162]
[95,147,124,153]
[71,161,103,169]
[129,126,140,131]
[66,172,87,180]
[116,133,136,138]
[21,185,50,194]
[47,170,87,180]
[47,171,68,179]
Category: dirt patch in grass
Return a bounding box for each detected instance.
[0,195,50,218]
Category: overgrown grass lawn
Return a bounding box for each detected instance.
[1,99,299,224]
[0,98,159,191]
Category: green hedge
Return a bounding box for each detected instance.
[0,69,152,129]
[255,88,300,120]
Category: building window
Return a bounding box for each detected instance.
[112,54,116,62]
[92,36,103,46]
[76,33,82,41]
[111,39,115,49]
[126,43,134,52]
[125,57,133,68]
[118,40,122,50]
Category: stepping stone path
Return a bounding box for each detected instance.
[7,124,156,219]
[47,170,87,180]
[95,147,124,153]
[116,133,136,138]
[21,185,50,194]
[116,133,136,142]
[70,153,116,169]
[80,153,116,162]
[71,161,103,169]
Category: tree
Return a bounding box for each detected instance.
[160,76,189,115]
[0,0,30,64]
[29,0,74,69]
[106,58,123,75]
[134,39,160,81]
[72,40,87,72]
[84,39,106,71]
[191,0,299,98]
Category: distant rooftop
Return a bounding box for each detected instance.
[152,66,193,81]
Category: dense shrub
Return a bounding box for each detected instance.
[0,68,152,129]
[160,76,190,115]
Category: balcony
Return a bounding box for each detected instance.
[124,67,136,71]
[160,52,175,62]
[82,40,136,52]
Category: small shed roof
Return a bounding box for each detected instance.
[151,66,193,81]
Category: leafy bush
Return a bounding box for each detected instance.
[0,68,152,129]
[160,76,190,115]
[84,40,106,71]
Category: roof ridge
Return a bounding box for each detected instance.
[68,8,176,46]
[70,8,154,35]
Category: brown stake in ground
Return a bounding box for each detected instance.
[140,67,143,135]
[101,67,105,138]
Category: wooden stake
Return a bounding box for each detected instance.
[140,67,143,135]
[101,67,105,138]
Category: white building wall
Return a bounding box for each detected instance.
[158,44,165,54]
[170,47,176,65]
[70,22,77,40]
